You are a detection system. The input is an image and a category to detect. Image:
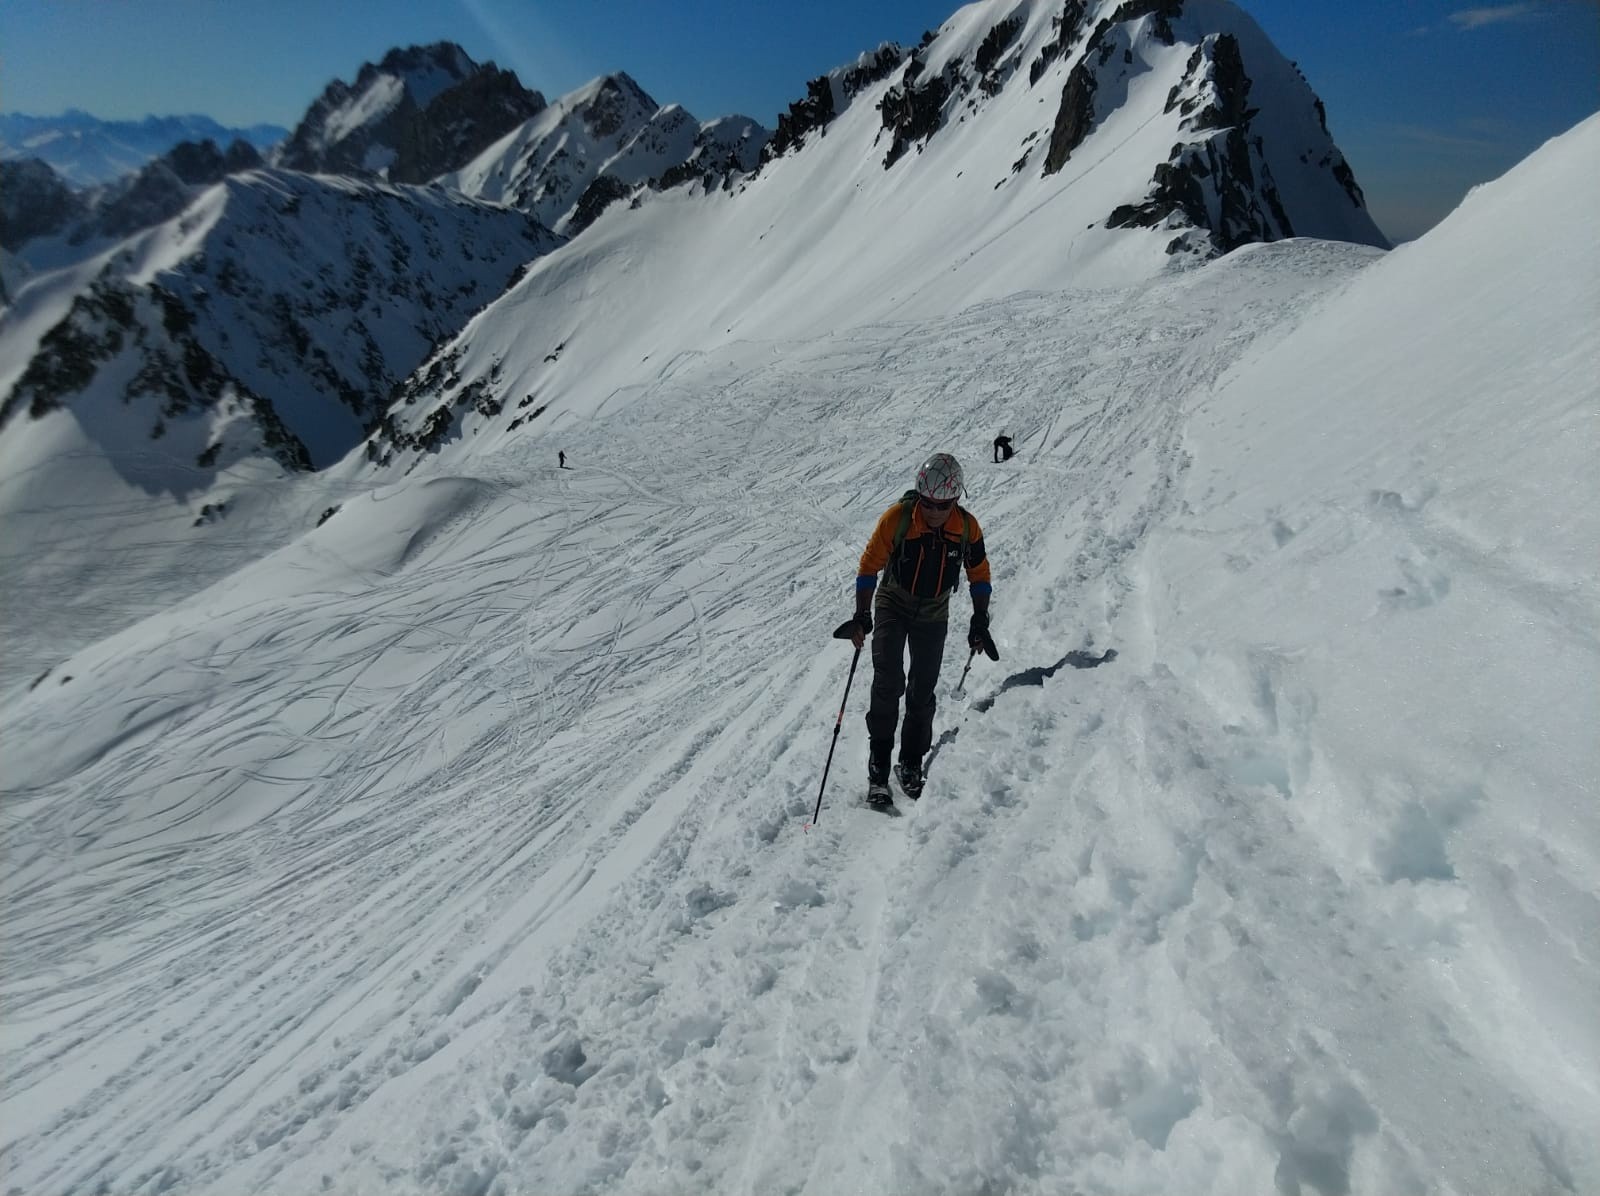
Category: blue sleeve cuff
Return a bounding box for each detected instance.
[856,575,878,593]
[970,582,992,597]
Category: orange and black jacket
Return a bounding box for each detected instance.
[857,501,991,621]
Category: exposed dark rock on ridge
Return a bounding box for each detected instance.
[568,174,633,235]
[1030,1,1089,84]
[1106,33,1290,253]
[275,43,546,184]
[1044,0,1183,174]
[880,55,959,168]
[759,45,904,169]
[762,76,839,164]
[878,8,1027,169]
[581,74,655,140]
[1038,0,1382,254]
[166,138,262,185]
[0,159,86,251]
[2,139,264,255]
[2,171,560,478]
[654,118,768,194]
[0,275,312,472]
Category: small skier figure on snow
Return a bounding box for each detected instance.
[558,450,569,469]
[847,452,997,806]
[993,434,1014,463]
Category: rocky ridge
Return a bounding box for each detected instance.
[272,43,546,184]
[1,171,560,475]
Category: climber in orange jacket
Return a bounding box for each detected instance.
[847,452,995,804]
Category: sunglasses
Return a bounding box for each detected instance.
[919,497,956,512]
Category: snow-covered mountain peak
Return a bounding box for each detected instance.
[273,42,546,183]
[370,41,480,106]
[369,0,1386,475]
[762,0,1384,250]
[436,71,764,235]
[569,71,658,138]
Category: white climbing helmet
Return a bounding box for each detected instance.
[915,452,964,502]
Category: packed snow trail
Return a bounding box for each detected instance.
[4,187,1597,1196]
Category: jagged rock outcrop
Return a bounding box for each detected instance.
[760,45,904,168]
[568,174,634,236]
[881,54,957,168]
[1,140,268,256]
[1104,33,1293,251]
[49,139,266,249]
[654,116,768,193]
[0,158,86,250]
[1045,0,1183,173]
[1034,0,1384,253]
[440,74,767,234]
[1030,1,1089,83]
[763,76,839,163]
[273,43,545,184]
[166,138,263,185]
[88,160,195,242]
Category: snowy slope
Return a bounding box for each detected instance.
[373,0,1386,465]
[2,100,1595,1196]
[0,170,560,691]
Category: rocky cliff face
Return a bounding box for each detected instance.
[4,139,266,254]
[1036,1,1380,254]
[1,171,561,474]
[0,159,86,251]
[757,0,1384,256]
[273,43,546,184]
[757,45,907,168]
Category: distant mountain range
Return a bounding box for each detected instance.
[0,110,286,187]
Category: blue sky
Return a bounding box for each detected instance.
[2,0,1596,240]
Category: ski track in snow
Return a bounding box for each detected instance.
[3,236,1595,1195]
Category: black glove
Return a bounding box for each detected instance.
[833,611,873,642]
[969,611,999,660]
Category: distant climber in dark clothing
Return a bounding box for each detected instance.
[559,451,568,469]
[993,435,1014,463]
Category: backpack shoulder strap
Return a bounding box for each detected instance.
[891,491,918,552]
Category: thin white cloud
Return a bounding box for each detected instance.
[1448,4,1540,29]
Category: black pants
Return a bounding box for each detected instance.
[866,598,947,767]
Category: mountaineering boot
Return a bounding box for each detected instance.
[895,759,925,801]
[867,755,892,806]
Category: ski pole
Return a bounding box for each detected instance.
[809,642,862,825]
[953,645,978,696]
